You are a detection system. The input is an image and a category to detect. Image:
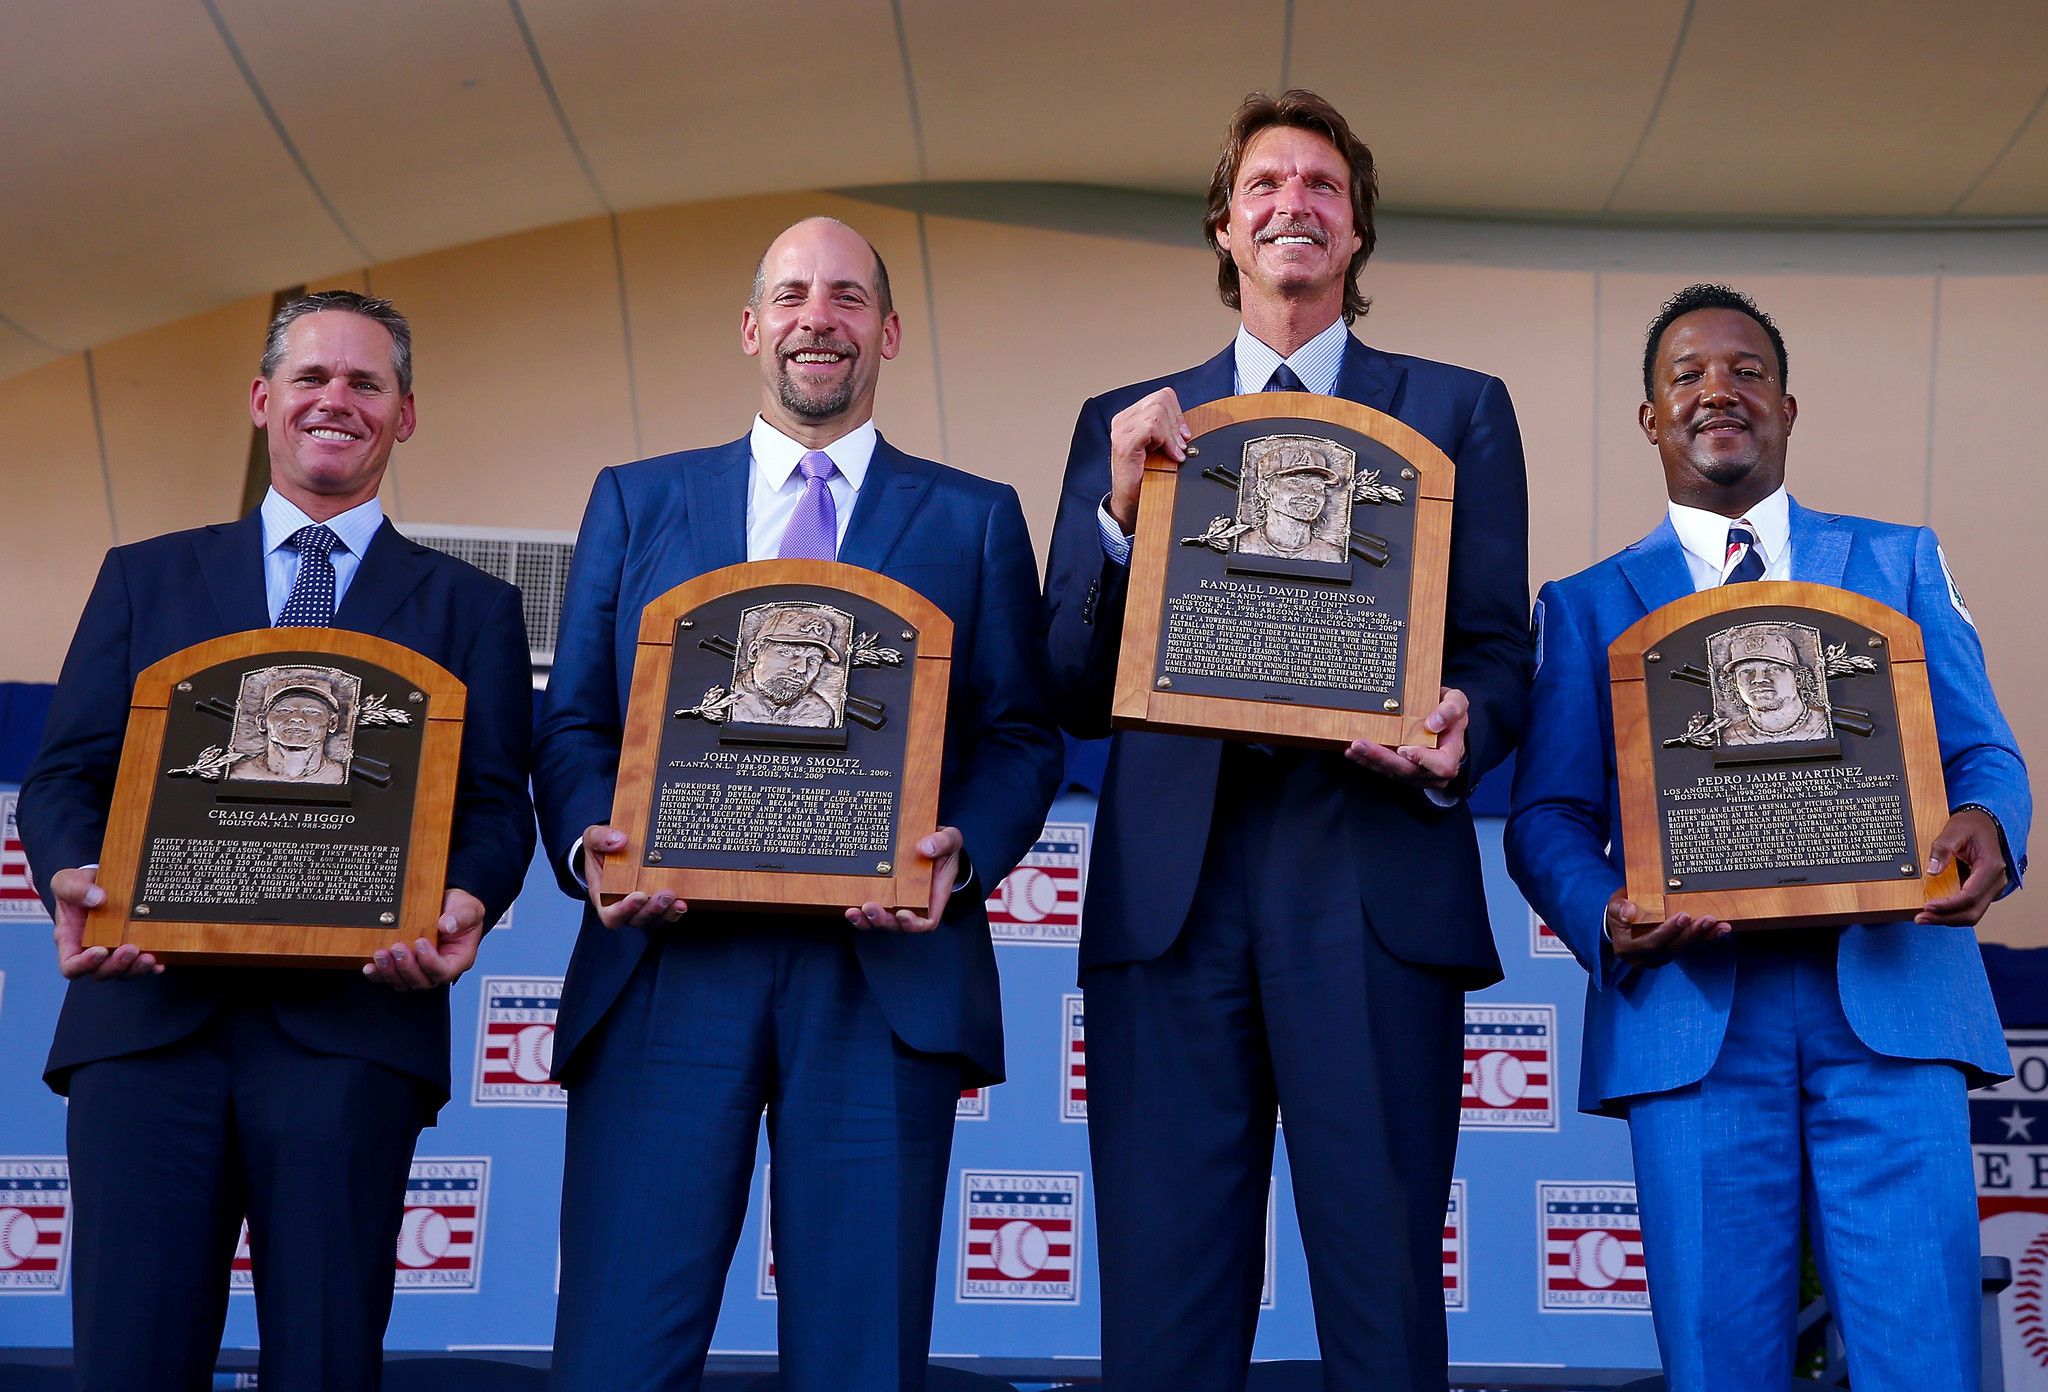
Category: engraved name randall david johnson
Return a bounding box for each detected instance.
[672,600,903,735]
[1660,618,1879,757]
[166,662,413,786]
[1180,432,1406,570]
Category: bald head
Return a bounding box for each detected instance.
[749,217,893,318]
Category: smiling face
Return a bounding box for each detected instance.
[263,694,338,750]
[1213,125,1364,320]
[1640,307,1797,514]
[742,218,901,445]
[1263,469,1335,523]
[250,311,415,520]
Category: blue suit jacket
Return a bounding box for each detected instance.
[1505,499,2030,1113]
[533,434,1062,1087]
[1041,337,1531,978]
[19,511,537,1105]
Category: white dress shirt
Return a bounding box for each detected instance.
[745,415,874,560]
[259,488,384,623]
[1666,485,1792,592]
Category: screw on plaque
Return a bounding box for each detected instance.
[1646,651,1661,663]
[135,904,151,916]
[901,629,915,641]
[1383,699,1400,711]
[1900,864,1917,875]
[876,861,892,874]
[681,619,695,630]
[1867,636,1884,647]
[646,850,663,864]
[1156,676,1173,689]
[1185,445,1201,458]
[1400,468,1416,480]
[176,681,193,692]
[408,691,423,702]
[379,912,396,925]
[1666,878,1682,889]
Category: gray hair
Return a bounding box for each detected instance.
[260,290,414,396]
[748,218,894,318]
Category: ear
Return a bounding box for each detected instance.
[740,304,762,358]
[394,392,417,445]
[880,309,902,362]
[1781,393,1797,436]
[250,377,270,429]
[1637,400,1659,445]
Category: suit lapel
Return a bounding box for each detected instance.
[1334,335,1400,412]
[336,520,432,635]
[196,512,271,633]
[685,437,751,575]
[1176,345,1238,408]
[838,437,935,572]
[1618,518,1695,615]
[1788,497,1851,586]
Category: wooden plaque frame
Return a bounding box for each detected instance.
[1610,581,1956,930]
[1111,392,1454,748]
[602,559,953,914]
[89,629,467,967]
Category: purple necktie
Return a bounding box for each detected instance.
[777,450,840,560]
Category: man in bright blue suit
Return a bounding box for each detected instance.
[1041,91,1530,1392]
[1507,283,2029,1391]
[19,291,536,1392]
[535,217,1061,1392]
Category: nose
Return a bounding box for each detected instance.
[1698,368,1737,408]
[797,290,841,333]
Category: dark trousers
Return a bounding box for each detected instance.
[1084,751,1464,1392]
[65,999,424,1392]
[551,923,964,1392]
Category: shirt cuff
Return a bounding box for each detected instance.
[1423,787,1460,809]
[1095,498,1133,568]
[565,836,587,890]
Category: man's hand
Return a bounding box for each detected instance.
[1916,807,2008,926]
[1343,687,1470,790]
[1606,890,1731,964]
[1105,388,1190,535]
[51,866,160,980]
[582,823,687,930]
[363,888,488,990]
[846,827,963,934]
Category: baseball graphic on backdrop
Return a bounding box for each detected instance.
[1471,1050,1529,1108]
[396,1207,453,1269]
[0,1208,38,1268]
[1002,867,1059,923]
[988,1219,1050,1279]
[509,1024,554,1083]
[1569,1230,1627,1289]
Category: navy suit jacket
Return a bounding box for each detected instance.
[1506,500,2030,1113]
[533,434,1062,1087]
[1042,337,1531,979]
[20,512,536,1105]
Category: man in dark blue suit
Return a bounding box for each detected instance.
[1507,285,2029,1391]
[1041,92,1530,1391]
[535,217,1061,1392]
[18,291,536,1392]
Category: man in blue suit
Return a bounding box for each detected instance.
[1041,91,1530,1391]
[19,291,536,1392]
[535,217,1061,1392]
[1507,283,2029,1391]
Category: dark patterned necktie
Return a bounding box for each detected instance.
[277,525,340,627]
[777,451,840,561]
[1723,521,1766,584]
[1265,362,1306,393]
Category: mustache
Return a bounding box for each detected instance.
[1256,220,1328,246]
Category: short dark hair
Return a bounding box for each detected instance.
[1204,89,1379,324]
[748,218,894,318]
[1642,283,1788,399]
[260,290,414,396]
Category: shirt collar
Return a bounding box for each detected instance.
[750,416,877,491]
[259,488,385,559]
[1667,484,1789,576]
[1233,317,1349,396]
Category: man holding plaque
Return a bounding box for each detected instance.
[535,216,1060,1391]
[1041,90,1530,1391]
[17,291,536,1391]
[1507,283,2029,1391]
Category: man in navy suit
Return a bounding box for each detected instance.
[18,291,535,1392]
[1041,91,1530,1391]
[1507,284,2029,1391]
[536,217,1060,1392]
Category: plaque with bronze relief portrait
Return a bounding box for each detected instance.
[603,559,952,914]
[1609,581,1957,931]
[1112,393,1453,749]
[88,630,466,966]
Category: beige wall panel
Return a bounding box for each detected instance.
[0,357,114,681]
[92,293,274,541]
[1360,261,1598,591]
[917,214,1236,556]
[1957,109,2048,217]
[1589,273,1689,560]
[618,194,943,478]
[1924,275,2048,946]
[368,220,635,530]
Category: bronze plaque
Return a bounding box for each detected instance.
[605,560,952,914]
[1611,581,1957,930]
[89,630,468,966]
[1113,394,1453,749]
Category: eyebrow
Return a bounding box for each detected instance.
[770,277,872,298]
[1670,349,1766,365]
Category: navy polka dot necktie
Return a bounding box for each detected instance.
[277,525,340,627]
[1723,521,1766,585]
[1265,362,1306,393]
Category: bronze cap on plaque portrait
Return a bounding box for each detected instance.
[87,630,467,967]
[1111,393,1453,749]
[604,559,952,914]
[1609,581,1958,930]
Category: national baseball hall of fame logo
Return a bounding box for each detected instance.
[1976,1032,2048,1388]
[757,1166,777,1298]
[1,791,45,920]
[1529,908,1571,958]
[396,1159,489,1290]
[0,1159,69,1293]
[1539,1183,1648,1311]
[1462,1004,1557,1130]
[1062,992,1087,1123]
[1443,1180,1467,1312]
[956,1087,990,1121]
[958,1172,1082,1304]
[474,976,564,1106]
[985,821,1087,945]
